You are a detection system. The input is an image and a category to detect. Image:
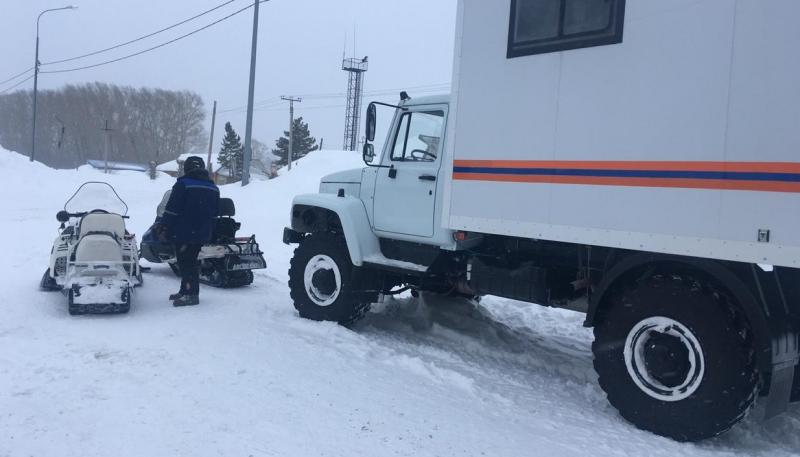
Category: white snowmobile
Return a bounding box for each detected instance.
[40,182,142,315]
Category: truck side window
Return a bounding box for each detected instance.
[390,110,445,163]
[508,0,625,58]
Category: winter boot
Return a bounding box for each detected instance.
[169,293,183,301]
[173,294,199,307]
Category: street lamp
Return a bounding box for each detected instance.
[30,5,77,162]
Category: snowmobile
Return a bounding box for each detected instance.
[40,182,142,315]
[139,195,266,288]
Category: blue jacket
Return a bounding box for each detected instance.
[162,169,220,244]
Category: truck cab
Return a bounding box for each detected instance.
[364,95,450,244]
[285,95,456,280]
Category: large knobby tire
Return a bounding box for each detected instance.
[289,233,376,326]
[592,274,760,442]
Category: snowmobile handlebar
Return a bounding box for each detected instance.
[56,209,129,222]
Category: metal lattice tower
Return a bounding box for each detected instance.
[342,56,368,151]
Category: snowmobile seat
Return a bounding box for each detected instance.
[219,198,235,217]
[74,234,123,263]
[78,213,125,241]
[212,198,240,241]
[213,218,241,242]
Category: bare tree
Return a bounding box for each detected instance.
[0,83,207,168]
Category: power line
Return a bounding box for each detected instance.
[0,67,34,86]
[0,75,34,95]
[250,91,449,113]
[41,0,241,66]
[296,83,450,101]
[218,83,452,114]
[256,102,344,112]
[41,2,262,75]
[218,98,282,114]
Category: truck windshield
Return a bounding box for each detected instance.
[391,110,444,162]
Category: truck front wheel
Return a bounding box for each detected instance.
[592,274,760,442]
[289,233,376,326]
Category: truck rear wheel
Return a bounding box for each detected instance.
[289,233,376,326]
[592,274,760,442]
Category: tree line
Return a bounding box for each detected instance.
[0,82,206,169]
[0,82,321,176]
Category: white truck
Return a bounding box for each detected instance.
[284,0,800,442]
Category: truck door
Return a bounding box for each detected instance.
[373,107,446,238]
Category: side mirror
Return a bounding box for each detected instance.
[362,143,375,164]
[56,210,71,222]
[365,103,377,142]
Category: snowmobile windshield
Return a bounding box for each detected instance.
[64,182,129,216]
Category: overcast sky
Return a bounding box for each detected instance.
[1,0,457,157]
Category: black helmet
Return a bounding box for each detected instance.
[183,156,205,173]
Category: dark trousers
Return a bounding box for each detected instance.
[176,243,202,296]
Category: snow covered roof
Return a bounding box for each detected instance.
[156,152,220,173]
[156,161,179,172]
[86,160,148,172]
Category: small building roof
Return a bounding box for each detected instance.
[86,160,148,172]
[156,152,220,173]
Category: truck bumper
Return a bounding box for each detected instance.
[283,227,305,245]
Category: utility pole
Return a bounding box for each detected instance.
[281,96,302,171]
[241,0,261,186]
[102,119,113,174]
[31,34,40,162]
[207,100,217,174]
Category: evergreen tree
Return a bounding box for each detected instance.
[272,117,318,166]
[217,122,244,180]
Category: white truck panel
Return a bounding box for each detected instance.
[726,0,800,162]
[446,0,800,267]
[555,0,735,160]
[454,2,561,162]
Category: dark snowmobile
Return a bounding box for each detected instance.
[140,196,266,287]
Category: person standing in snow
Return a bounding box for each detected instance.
[160,156,220,306]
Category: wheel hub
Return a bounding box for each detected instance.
[303,255,342,307]
[311,269,337,297]
[624,317,705,402]
[642,331,691,388]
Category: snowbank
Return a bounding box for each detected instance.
[222,150,363,280]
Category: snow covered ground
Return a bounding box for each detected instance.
[1,147,799,457]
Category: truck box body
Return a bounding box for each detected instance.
[444,0,800,267]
